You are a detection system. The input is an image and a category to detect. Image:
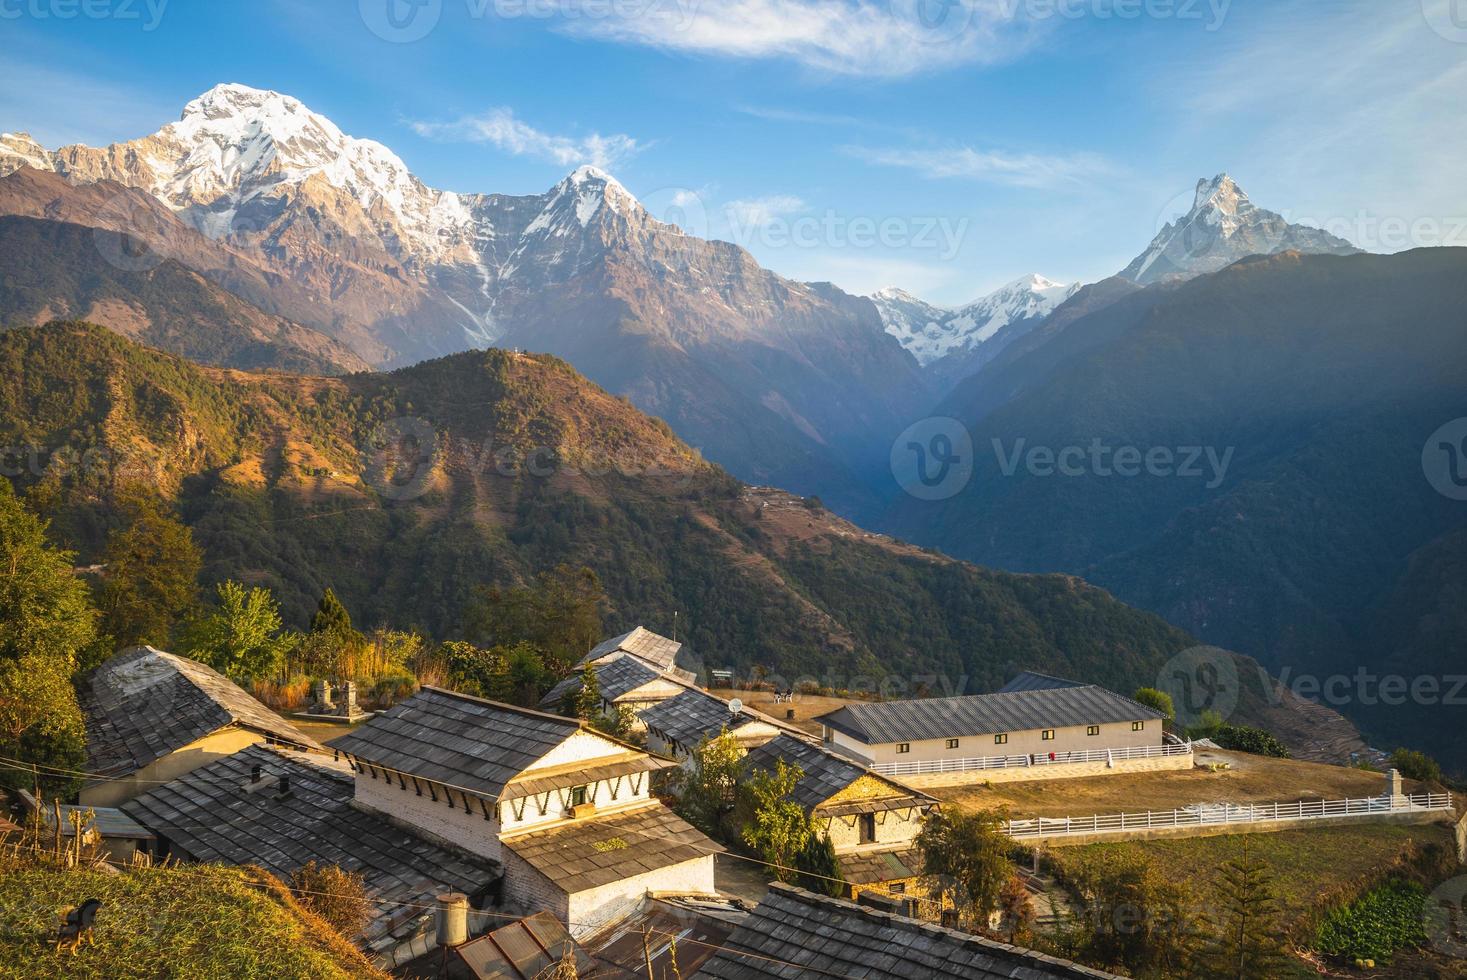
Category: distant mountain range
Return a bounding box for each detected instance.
[0,83,930,518]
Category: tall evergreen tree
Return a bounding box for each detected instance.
[0,480,96,794]
[1199,839,1290,979]
[99,492,201,649]
[794,831,846,897]
[569,663,601,720]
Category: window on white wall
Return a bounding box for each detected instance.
[1087,725,1100,736]
[994,734,1008,745]
[1132,721,1145,731]
[946,739,959,749]
[896,743,910,754]
[1041,729,1055,741]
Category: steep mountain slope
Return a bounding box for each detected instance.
[886,248,1467,769]
[872,275,1080,387]
[1,85,926,518]
[0,215,368,374]
[1119,174,1359,285]
[0,320,1337,751]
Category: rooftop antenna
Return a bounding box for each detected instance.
[672,611,678,642]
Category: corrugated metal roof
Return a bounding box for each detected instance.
[332,687,579,798]
[691,884,1125,980]
[120,744,499,949]
[578,626,685,672]
[815,686,1164,745]
[996,670,1090,693]
[81,646,321,782]
[502,803,720,893]
[455,911,590,980]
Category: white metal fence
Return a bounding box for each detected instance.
[870,741,1193,777]
[1003,792,1455,839]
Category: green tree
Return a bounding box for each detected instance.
[568,663,602,720]
[1073,849,1198,975]
[1212,725,1290,758]
[464,565,603,675]
[1387,748,1442,784]
[303,587,367,678]
[311,587,355,637]
[186,581,291,681]
[1199,840,1290,978]
[0,481,96,795]
[675,730,745,836]
[794,831,845,897]
[738,759,810,882]
[1133,687,1175,723]
[915,808,1013,927]
[98,493,201,649]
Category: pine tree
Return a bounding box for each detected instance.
[1199,839,1290,979]
[571,663,602,720]
[794,831,846,897]
[99,491,201,649]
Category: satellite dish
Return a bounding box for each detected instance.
[727,698,744,714]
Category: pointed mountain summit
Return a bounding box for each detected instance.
[1119,173,1359,285]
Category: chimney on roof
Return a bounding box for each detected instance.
[436,892,469,948]
[276,776,291,799]
[250,764,262,783]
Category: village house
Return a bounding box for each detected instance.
[577,625,696,681]
[741,734,938,902]
[815,680,1185,784]
[332,687,721,937]
[538,653,688,724]
[638,685,793,761]
[691,883,1124,980]
[77,646,320,806]
[120,743,500,963]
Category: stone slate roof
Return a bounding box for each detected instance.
[692,884,1124,980]
[81,646,320,781]
[636,688,771,749]
[454,911,590,980]
[578,626,685,672]
[539,655,665,710]
[997,671,1090,693]
[121,744,499,951]
[836,846,922,887]
[741,735,934,814]
[816,687,1165,746]
[333,687,581,799]
[503,803,720,894]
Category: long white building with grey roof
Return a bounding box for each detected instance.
[814,677,1184,783]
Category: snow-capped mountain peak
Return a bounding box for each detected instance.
[1120,172,1358,285]
[871,273,1078,367]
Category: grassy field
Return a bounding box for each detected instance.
[0,858,385,979]
[933,748,1420,818]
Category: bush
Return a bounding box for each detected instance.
[289,861,371,940]
[1212,724,1290,758]
[1388,748,1442,784]
[1315,880,1426,964]
[1132,687,1175,722]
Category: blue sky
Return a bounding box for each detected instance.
[3,0,1464,304]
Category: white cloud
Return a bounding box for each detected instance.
[557,0,1040,77]
[845,145,1116,189]
[411,108,642,170]
[723,194,807,230]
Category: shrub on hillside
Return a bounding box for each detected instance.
[1388,748,1442,784]
[1212,724,1290,758]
